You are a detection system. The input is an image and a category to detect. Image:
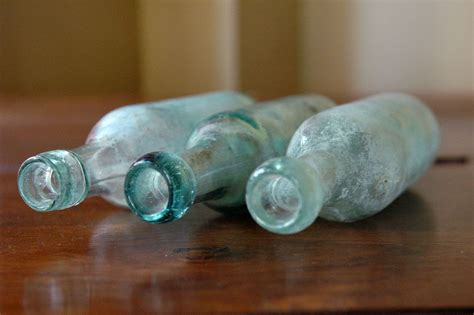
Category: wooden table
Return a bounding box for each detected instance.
[0,96,472,313]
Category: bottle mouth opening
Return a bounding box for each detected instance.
[18,158,62,211]
[246,157,323,234]
[125,152,197,223]
[248,173,303,231]
[125,165,171,222]
[18,150,88,212]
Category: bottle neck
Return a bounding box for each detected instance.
[124,135,262,223]
[70,143,106,196]
[182,136,261,204]
[246,152,336,234]
[299,151,337,204]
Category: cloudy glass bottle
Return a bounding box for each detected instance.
[125,95,336,223]
[18,91,254,212]
[246,93,440,234]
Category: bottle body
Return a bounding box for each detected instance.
[246,93,440,234]
[125,95,336,223]
[18,91,254,211]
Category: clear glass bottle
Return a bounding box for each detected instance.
[246,93,440,234]
[18,91,254,212]
[124,95,336,223]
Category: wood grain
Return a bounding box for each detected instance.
[0,96,472,313]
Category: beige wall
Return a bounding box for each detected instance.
[138,0,238,100]
[300,0,473,98]
[137,0,474,100]
[238,0,299,99]
[138,0,298,100]
[1,0,472,102]
[299,0,354,98]
[0,0,138,94]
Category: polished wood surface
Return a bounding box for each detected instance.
[0,96,472,313]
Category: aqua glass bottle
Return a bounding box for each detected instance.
[246,93,440,234]
[18,91,254,212]
[125,95,336,223]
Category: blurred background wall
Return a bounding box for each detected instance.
[0,0,472,106]
[138,0,238,99]
[0,0,138,94]
[299,0,473,99]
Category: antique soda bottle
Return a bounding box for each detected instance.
[124,95,336,223]
[246,93,440,234]
[18,91,254,211]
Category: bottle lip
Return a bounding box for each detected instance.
[17,150,88,211]
[246,156,323,234]
[125,151,197,223]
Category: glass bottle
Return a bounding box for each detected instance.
[18,91,254,211]
[246,93,440,234]
[124,95,336,223]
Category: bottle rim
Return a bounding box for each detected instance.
[17,150,88,212]
[125,151,197,223]
[246,156,323,234]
